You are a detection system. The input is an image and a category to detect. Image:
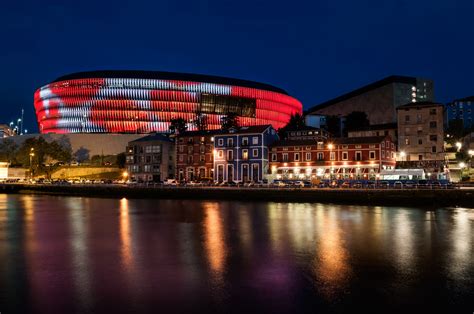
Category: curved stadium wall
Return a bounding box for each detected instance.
[34,71,302,134]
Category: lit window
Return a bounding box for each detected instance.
[252,136,259,145]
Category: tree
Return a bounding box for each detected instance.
[169,118,188,135]
[344,111,370,134]
[325,115,342,137]
[220,112,239,131]
[193,112,208,131]
[446,119,464,144]
[0,138,18,163]
[277,112,306,139]
[116,152,126,168]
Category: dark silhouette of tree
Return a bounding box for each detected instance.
[446,119,464,144]
[193,112,208,131]
[0,138,18,163]
[116,152,126,168]
[277,112,306,139]
[344,111,370,133]
[74,147,90,163]
[220,112,239,131]
[325,115,342,137]
[169,118,188,135]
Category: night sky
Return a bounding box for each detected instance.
[1,0,473,132]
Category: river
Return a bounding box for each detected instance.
[0,194,473,313]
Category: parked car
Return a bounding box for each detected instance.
[163,179,178,186]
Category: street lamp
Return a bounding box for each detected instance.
[455,142,462,151]
[29,148,35,179]
[122,171,128,182]
[400,151,406,161]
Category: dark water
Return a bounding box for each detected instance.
[0,195,473,313]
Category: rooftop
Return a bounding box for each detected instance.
[308,75,423,113]
[52,70,288,95]
[333,136,388,145]
[396,101,443,110]
[271,139,319,147]
[129,133,174,143]
[453,96,474,103]
[217,125,273,135]
[348,122,397,132]
[178,129,224,137]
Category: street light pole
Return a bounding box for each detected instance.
[29,148,35,179]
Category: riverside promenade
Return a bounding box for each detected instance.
[0,183,473,207]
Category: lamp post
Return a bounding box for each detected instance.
[29,148,35,179]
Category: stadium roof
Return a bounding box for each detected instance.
[52,70,288,95]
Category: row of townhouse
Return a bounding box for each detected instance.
[126,125,397,183]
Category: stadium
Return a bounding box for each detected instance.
[34,70,302,134]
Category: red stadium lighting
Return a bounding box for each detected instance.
[34,71,302,134]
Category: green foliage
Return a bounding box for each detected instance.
[220,112,239,131]
[169,118,188,134]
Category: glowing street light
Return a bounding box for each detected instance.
[327,143,334,150]
[468,149,474,157]
[455,142,462,151]
[459,162,466,169]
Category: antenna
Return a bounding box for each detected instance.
[20,108,24,135]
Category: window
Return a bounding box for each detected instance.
[218,139,223,146]
[200,136,205,143]
[242,137,248,146]
[382,142,385,148]
[369,144,376,148]
[382,151,385,158]
[243,149,248,160]
[306,146,311,150]
[217,150,223,158]
[227,150,233,161]
[179,155,184,162]
[355,145,362,149]
[187,155,193,163]
[187,146,193,154]
[429,121,437,128]
[342,152,348,160]
[145,146,152,153]
[417,114,422,123]
[271,153,276,161]
[179,145,184,153]
[144,165,152,173]
[306,152,311,161]
[152,145,160,153]
[317,152,324,160]
[200,155,205,162]
[252,136,259,145]
[252,149,258,157]
[283,153,288,161]
[430,108,437,115]
[227,138,234,147]
[200,145,205,154]
[430,135,437,141]
[432,146,437,153]
[405,115,410,122]
[330,152,335,161]
[418,139,423,145]
[405,138,410,145]
[369,151,375,159]
[355,151,362,161]
[283,147,288,151]
[294,153,300,161]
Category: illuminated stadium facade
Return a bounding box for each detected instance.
[34,70,302,134]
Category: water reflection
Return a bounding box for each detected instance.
[120,198,133,271]
[313,207,351,298]
[203,201,227,286]
[0,195,472,313]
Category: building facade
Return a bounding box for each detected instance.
[214,125,278,183]
[307,76,434,125]
[396,102,445,169]
[34,70,302,134]
[269,136,396,180]
[285,126,330,141]
[176,130,220,181]
[126,134,175,182]
[446,96,474,130]
[348,123,398,146]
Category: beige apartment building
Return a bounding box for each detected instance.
[397,101,445,166]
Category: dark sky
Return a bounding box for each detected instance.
[1,0,473,132]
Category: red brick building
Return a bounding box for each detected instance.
[269,135,396,180]
[176,130,221,181]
